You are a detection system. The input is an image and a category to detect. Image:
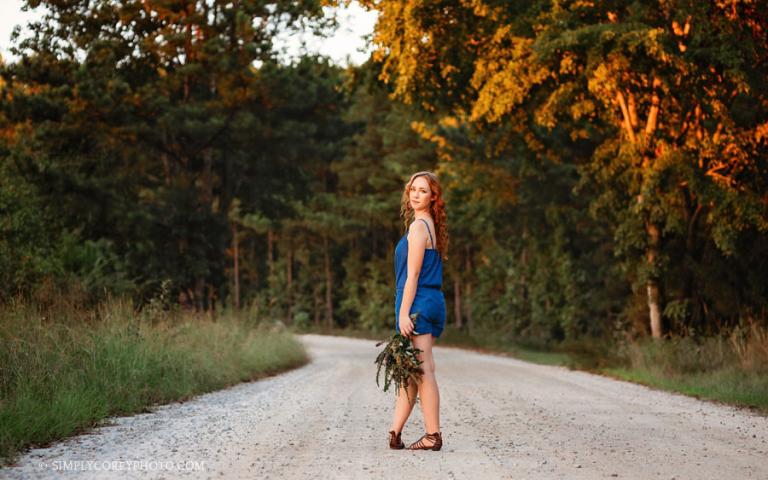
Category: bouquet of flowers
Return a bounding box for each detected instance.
[374,313,424,404]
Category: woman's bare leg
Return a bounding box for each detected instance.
[390,373,418,433]
[412,333,440,440]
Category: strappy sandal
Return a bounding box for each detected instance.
[406,431,442,451]
[388,430,405,449]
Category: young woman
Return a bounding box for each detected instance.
[388,171,448,451]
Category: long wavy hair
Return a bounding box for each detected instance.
[400,171,449,260]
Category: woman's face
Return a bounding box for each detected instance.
[409,176,434,213]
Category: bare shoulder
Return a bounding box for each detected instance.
[410,218,436,233]
[407,219,432,247]
[407,220,426,237]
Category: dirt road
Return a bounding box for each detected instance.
[3,334,767,479]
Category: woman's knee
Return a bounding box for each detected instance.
[425,362,436,378]
[414,335,436,369]
[420,356,436,376]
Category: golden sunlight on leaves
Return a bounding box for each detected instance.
[470,37,549,122]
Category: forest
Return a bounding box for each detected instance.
[2,0,767,349]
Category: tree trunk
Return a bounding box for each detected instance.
[520,222,529,303]
[464,245,473,333]
[286,239,293,325]
[689,212,704,333]
[644,78,663,339]
[267,229,274,277]
[323,233,333,329]
[161,132,171,184]
[251,239,258,291]
[186,288,194,309]
[194,276,205,312]
[207,283,217,320]
[232,222,240,309]
[267,229,274,310]
[619,79,665,339]
[465,281,473,334]
[313,282,322,327]
[646,221,663,338]
[454,276,463,329]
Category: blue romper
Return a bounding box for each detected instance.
[394,218,447,337]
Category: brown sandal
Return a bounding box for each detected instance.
[389,430,404,449]
[406,431,442,451]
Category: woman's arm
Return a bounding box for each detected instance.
[398,220,428,336]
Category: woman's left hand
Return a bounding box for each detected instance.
[398,314,414,338]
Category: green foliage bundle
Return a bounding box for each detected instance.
[374,315,424,404]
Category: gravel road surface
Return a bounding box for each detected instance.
[3,333,767,479]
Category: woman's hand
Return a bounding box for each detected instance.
[398,314,414,338]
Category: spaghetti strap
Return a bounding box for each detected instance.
[419,218,434,249]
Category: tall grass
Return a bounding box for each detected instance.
[604,319,768,413]
[0,296,308,465]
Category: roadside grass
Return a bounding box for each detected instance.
[0,297,308,466]
[601,365,768,412]
[600,330,768,415]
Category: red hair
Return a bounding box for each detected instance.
[400,171,449,260]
